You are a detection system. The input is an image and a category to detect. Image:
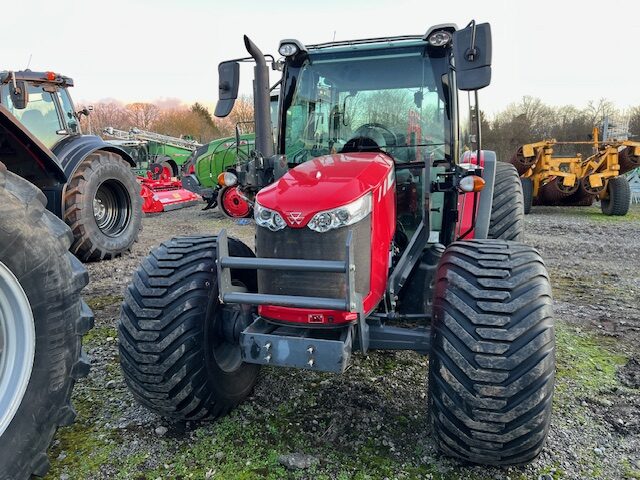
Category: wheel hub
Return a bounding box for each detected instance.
[221,187,251,218]
[93,197,107,223]
[92,180,132,237]
[212,281,254,373]
[0,261,35,437]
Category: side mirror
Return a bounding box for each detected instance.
[10,80,28,109]
[214,61,240,118]
[453,22,492,91]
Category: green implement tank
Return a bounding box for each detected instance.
[103,127,201,177]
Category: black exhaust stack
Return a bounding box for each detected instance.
[244,36,274,159]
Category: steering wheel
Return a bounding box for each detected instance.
[353,123,398,147]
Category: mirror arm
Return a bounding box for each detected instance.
[465,20,478,61]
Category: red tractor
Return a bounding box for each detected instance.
[119,21,553,466]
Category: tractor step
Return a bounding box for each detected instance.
[240,317,353,373]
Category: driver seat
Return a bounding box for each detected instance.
[340,136,382,154]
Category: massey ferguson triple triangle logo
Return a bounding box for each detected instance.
[287,212,304,225]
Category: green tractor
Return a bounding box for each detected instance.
[0,70,142,261]
[181,132,255,214]
[181,94,279,216]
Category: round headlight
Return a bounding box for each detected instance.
[314,212,332,232]
[259,208,272,220]
[428,31,452,47]
[278,43,298,57]
[274,214,286,229]
[223,171,237,187]
[336,209,349,222]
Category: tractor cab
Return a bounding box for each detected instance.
[0,71,85,150]
[212,23,495,329]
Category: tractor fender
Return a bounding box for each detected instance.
[51,134,135,179]
[459,149,496,239]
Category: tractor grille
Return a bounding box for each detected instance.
[256,216,371,300]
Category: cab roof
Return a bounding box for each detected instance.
[0,70,74,87]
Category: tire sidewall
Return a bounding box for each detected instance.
[69,157,142,256]
[521,177,533,214]
[0,190,81,478]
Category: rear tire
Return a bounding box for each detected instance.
[118,235,260,420]
[521,177,533,214]
[428,239,554,465]
[600,176,630,216]
[64,151,142,262]
[488,163,525,241]
[0,164,93,479]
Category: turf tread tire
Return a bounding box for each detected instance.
[0,163,93,480]
[428,239,554,466]
[600,176,631,216]
[488,163,525,241]
[118,235,260,420]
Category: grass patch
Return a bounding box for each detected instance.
[586,206,640,223]
[82,325,118,346]
[86,295,123,311]
[555,322,627,396]
[622,459,640,479]
[549,268,633,304]
[45,393,117,479]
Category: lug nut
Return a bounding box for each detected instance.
[307,359,314,367]
[264,342,271,351]
[264,354,272,363]
[307,346,314,354]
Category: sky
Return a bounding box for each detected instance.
[2,0,639,117]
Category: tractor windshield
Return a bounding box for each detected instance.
[1,83,63,149]
[282,45,448,164]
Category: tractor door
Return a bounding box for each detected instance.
[0,83,64,149]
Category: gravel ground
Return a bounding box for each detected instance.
[44,203,640,480]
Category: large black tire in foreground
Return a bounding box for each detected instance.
[64,151,142,262]
[428,239,554,465]
[119,235,260,420]
[0,165,93,479]
[600,176,631,216]
[488,163,525,241]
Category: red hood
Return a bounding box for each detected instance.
[256,152,393,227]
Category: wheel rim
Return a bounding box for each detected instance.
[93,179,132,237]
[212,281,253,373]
[221,187,251,218]
[0,261,36,437]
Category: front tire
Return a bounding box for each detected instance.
[488,163,525,241]
[600,176,630,216]
[64,151,142,262]
[118,235,260,420]
[428,239,554,465]
[0,165,93,479]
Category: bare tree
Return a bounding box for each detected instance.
[78,101,128,135]
[152,108,219,143]
[125,102,160,130]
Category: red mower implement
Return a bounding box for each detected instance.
[138,167,200,213]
